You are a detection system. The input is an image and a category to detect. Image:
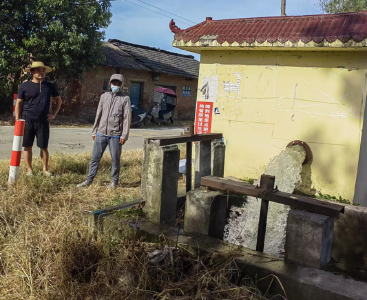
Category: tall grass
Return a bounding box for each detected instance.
[0,150,267,299]
[0,151,142,299]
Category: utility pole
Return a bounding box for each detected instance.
[281,0,286,16]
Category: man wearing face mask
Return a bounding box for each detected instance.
[77,74,131,189]
[15,61,62,177]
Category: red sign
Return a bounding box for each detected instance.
[195,101,213,134]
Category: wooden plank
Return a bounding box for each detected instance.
[256,199,269,252]
[201,176,344,218]
[264,191,344,219]
[148,133,223,146]
[201,176,265,198]
[256,175,275,252]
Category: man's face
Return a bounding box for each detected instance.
[110,80,122,87]
[31,67,46,80]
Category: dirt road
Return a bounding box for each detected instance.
[0,126,183,160]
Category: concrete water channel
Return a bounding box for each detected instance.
[87,133,367,300]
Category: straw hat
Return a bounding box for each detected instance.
[25,62,52,73]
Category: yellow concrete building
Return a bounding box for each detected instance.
[171,12,367,205]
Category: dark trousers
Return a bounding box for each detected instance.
[87,135,122,183]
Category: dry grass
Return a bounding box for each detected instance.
[0,150,142,299]
[0,149,265,299]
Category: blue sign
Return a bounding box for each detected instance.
[182,86,191,97]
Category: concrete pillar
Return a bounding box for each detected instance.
[194,140,212,188]
[141,139,150,202]
[141,140,180,226]
[184,188,227,239]
[211,139,225,178]
[285,210,334,269]
[194,139,226,189]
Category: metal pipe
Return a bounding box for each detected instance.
[287,140,313,165]
[281,0,286,16]
[8,119,25,184]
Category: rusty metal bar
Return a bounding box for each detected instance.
[256,175,275,252]
[186,142,192,193]
[201,175,344,218]
[148,133,223,146]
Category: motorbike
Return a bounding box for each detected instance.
[131,104,146,127]
[143,87,177,126]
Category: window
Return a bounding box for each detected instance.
[102,79,110,92]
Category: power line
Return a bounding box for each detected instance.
[120,0,193,27]
[132,0,196,24]
[73,0,195,27]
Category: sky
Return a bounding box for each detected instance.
[104,0,323,61]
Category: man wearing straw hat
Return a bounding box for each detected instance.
[15,61,62,176]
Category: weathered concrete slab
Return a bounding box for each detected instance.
[285,210,334,269]
[185,188,227,239]
[194,140,212,188]
[141,140,179,226]
[211,139,225,177]
[332,204,367,272]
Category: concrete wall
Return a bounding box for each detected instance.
[198,50,367,202]
[332,203,367,271]
[76,66,198,121]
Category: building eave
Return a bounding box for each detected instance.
[172,38,367,53]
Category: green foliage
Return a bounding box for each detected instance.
[320,0,367,13]
[242,177,255,185]
[0,0,112,112]
[115,206,145,219]
[316,192,360,206]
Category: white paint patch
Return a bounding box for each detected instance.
[12,135,23,151]
[201,76,218,102]
[8,166,20,184]
[223,73,241,95]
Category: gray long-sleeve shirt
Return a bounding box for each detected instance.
[92,91,131,140]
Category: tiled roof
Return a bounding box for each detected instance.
[171,11,367,46]
[103,40,199,78]
[102,42,150,71]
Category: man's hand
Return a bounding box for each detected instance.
[47,114,56,122]
[92,135,96,141]
[119,138,126,145]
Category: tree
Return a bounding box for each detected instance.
[320,0,367,13]
[0,0,112,112]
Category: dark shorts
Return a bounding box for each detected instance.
[23,119,50,149]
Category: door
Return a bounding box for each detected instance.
[130,82,142,107]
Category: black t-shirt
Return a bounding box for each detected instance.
[17,81,59,120]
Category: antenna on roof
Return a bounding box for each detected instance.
[281,0,286,16]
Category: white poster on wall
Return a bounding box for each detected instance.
[201,76,218,102]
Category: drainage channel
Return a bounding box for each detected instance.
[85,201,367,300]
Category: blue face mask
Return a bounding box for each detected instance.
[111,85,120,93]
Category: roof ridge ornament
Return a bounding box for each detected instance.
[170,19,184,34]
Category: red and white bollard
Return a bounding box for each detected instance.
[8,119,25,184]
[13,94,17,117]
